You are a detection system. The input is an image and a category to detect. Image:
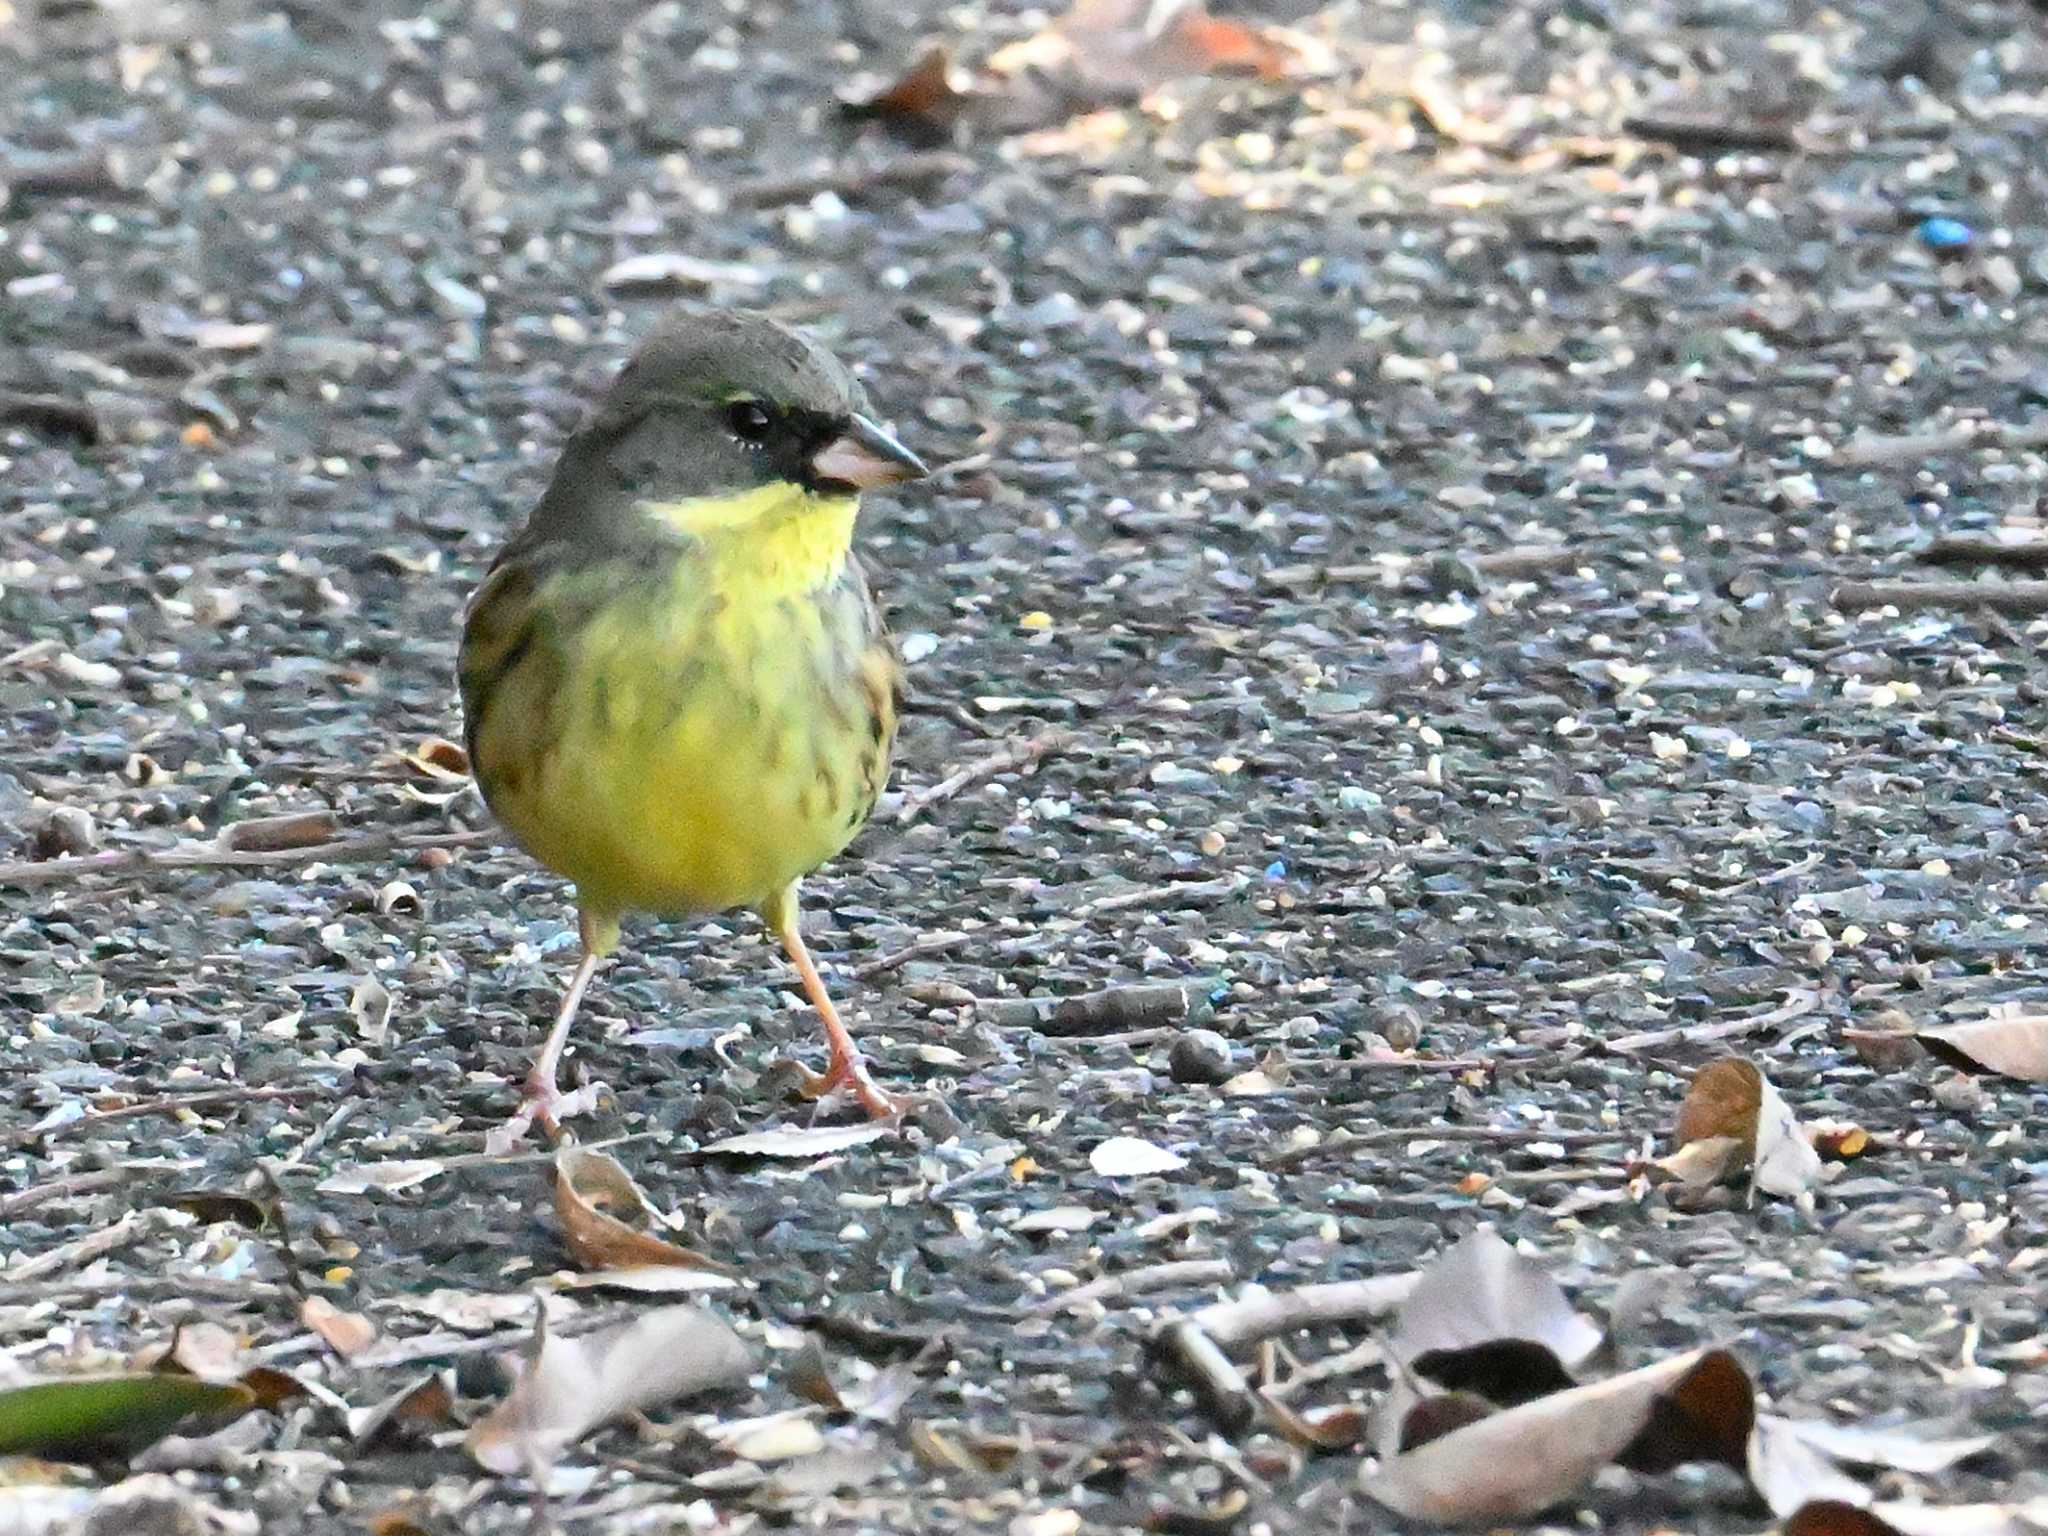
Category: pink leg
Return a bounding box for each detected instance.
[485,912,611,1153]
[776,902,901,1121]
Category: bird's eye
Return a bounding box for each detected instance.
[726,400,773,443]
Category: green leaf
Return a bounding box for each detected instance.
[0,1375,256,1460]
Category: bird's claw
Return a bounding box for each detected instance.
[787,1053,904,1122]
[484,1072,609,1154]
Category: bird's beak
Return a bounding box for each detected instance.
[810,414,928,491]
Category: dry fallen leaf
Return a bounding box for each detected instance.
[1752,1071,1828,1198]
[299,1297,378,1360]
[1668,1056,1826,1198]
[467,1305,752,1477]
[349,976,394,1046]
[348,1372,455,1449]
[1388,1225,1605,1374]
[700,1122,892,1159]
[401,737,470,782]
[1914,1016,2048,1082]
[1810,1122,1872,1161]
[988,0,1305,92]
[1654,1133,1747,1191]
[316,1159,445,1196]
[1363,1347,1753,1524]
[1089,1136,1187,1177]
[554,1147,734,1276]
[218,810,339,852]
[1784,1499,2048,1536]
[1674,1057,1764,1149]
[842,45,978,140]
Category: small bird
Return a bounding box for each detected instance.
[458,309,927,1147]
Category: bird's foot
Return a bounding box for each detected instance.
[788,1052,903,1122]
[484,1070,608,1155]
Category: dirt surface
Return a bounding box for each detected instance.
[4,0,2048,1531]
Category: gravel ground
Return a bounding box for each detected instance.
[4,0,2048,1531]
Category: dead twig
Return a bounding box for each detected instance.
[1620,113,1800,153]
[1706,850,1823,893]
[1069,873,1248,919]
[279,1100,363,1168]
[1832,578,2048,616]
[1186,1275,1421,1352]
[1834,418,2048,469]
[894,729,1072,826]
[984,981,1211,1038]
[3,151,129,200]
[6,1085,324,1150]
[0,1275,289,1307]
[1917,534,2048,570]
[1149,1320,1254,1434]
[0,826,494,890]
[1031,1258,1234,1317]
[5,1208,176,1282]
[1466,544,1583,579]
[0,1160,197,1219]
[850,930,973,981]
[0,389,99,443]
[219,810,342,852]
[727,150,975,208]
[1270,1124,1632,1169]
[1600,988,1820,1054]
[1264,1338,1385,1400]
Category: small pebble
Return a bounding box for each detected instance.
[1376,1004,1423,1053]
[1169,1028,1235,1086]
[1918,216,1973,252]
[31,805,98,858]
[1931,1074,1987,1115]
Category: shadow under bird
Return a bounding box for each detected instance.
[458,308,928,1148]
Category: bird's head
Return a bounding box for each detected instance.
[547,309,927,537]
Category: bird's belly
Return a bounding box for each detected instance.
[484,593,895,921]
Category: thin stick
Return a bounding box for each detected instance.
[1071,873,1247,919]
[0,1275,288,1307]
[1601,988,1819,1054]
[1833,578,2048,616]
[1265,1337,1385,1400]
[1187,1275,1421,1351]
[0,1160,197,1219]
[1150,1320,1254,1433]
[5,1208,174,1282]
[727,150,975,208]
[1030,1258,1233,1317]
[894,729,1072,826]
[1918,535,2048,570]
[5,1085,324,1150]
[280,1100,363,1167]
[1620,113,1800,152]
[1708,850,1823,893]
[1270,1125,1631,1169]
[0,827,494,890]
[850,930,973,981]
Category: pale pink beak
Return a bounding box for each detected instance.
[810,414,927,492]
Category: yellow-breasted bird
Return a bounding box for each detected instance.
[458,309,927,1147]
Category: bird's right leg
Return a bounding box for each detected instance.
[485,907,614,1153]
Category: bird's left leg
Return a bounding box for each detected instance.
[768,882,901,1121]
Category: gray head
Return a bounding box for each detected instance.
[528,308,926,539]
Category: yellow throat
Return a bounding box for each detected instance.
[640,483,860,596]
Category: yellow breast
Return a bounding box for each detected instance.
[460,486,899,931]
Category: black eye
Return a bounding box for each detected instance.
[726,400,772,443]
